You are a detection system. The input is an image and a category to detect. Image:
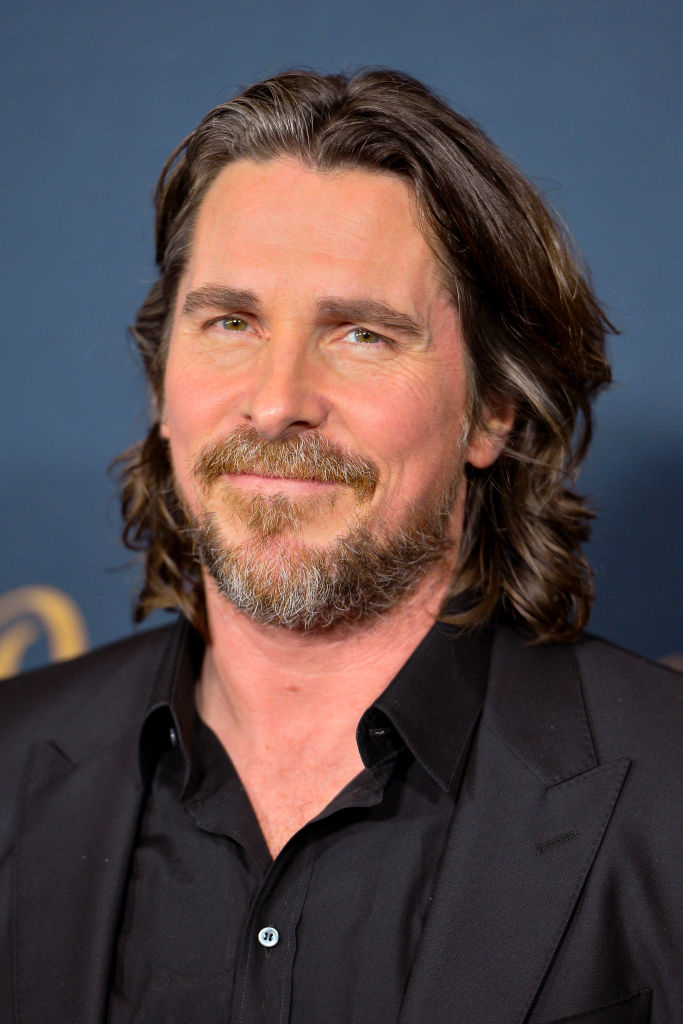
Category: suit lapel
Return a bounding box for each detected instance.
[13,730,144,1024]
[398,627,630,1024]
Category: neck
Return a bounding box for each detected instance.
[195,562,455,748]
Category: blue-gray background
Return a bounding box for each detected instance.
[1,0,681,668]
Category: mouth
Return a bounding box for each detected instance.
[222,472,340,496]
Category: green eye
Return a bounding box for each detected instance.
[220,317,248,332]
[352,328,382,344]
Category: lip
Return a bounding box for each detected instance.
[222,473,339,495]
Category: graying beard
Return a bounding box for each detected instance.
[192,482,459,631]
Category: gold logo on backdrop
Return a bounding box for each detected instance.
[0,586,89,679]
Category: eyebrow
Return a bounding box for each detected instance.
[181,285,424,339]
[315,297,424,338]
[182,285,262,318]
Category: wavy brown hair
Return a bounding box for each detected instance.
[118,68,614,642]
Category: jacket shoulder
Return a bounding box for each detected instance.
[575,630,681,684]
[0,621,180,755]
[488,624,682,774]
[572,632,682,764]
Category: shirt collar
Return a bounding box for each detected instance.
[138,615,491,795]
[139,617,201,788]
[363,619,491,791]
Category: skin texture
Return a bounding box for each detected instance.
[161,158,510,856]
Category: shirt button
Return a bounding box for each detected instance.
[169,726,178,747]
[258,926,279,948]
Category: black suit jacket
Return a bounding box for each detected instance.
[0,619,680,1023]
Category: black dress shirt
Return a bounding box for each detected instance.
[107,620,491,1024]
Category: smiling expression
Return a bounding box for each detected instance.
[160,158,503,621]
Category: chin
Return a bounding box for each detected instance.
[191,494,457,632]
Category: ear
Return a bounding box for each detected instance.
[465,399,516,469]
[157,395,170,440]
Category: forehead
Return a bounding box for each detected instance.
[183,157,446,306]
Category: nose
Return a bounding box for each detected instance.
[238,335,327,440]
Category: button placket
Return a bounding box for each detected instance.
[232,845,316,1023]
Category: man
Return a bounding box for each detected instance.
[0,70,680,1024]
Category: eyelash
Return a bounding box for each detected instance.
[347,327,388,346]
[214,316,249,332]
[205,317,392,348]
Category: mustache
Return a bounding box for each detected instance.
[194,427,379,500]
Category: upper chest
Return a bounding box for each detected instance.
[109,747,453,1024]
[227,741,368,857]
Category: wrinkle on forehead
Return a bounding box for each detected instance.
[181,157,456,327]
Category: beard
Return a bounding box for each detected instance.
[186,426,462,631]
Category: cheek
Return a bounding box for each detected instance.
[356,363,467,494]
[161,361,223,503]
[162,351,236,452]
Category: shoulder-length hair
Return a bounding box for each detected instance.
[118,69,613,642]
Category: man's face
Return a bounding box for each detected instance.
[161,158,500,628]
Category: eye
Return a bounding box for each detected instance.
[218,316,249,332]
[348,327,385,345]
